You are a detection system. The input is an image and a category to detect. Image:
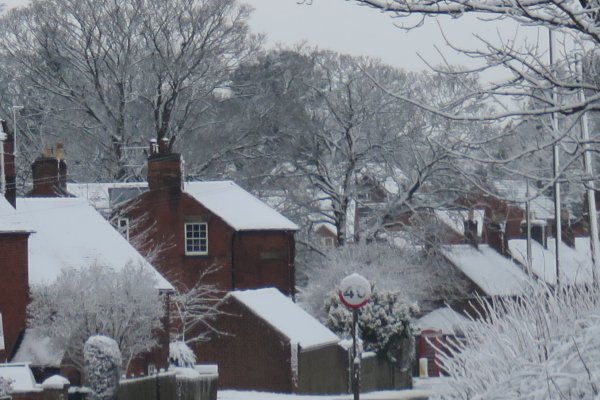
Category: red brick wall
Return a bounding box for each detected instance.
[0,233,29,361]
[234,231,295,295]
[195,297,293,392]
[126,190,235,291]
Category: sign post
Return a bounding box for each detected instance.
[338,274,371,400]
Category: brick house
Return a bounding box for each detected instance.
[1,147,173,382]
[119,139,298,296]
[0,197,31,362]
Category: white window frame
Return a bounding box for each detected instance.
[322,236,335,249]
[117,217,130,240]
[185,222,208,255]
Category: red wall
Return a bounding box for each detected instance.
[0,233,29,361]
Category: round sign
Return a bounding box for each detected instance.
[338,273,371,309]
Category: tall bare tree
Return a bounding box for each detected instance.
[0,0,260,180]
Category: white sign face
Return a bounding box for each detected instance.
[338,273,372,309]
[0,313,5,351]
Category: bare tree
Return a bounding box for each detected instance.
[0,0,260,180]
[169,265,227,345]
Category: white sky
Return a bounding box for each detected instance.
[2,0,546,79]
[244,0,541,75]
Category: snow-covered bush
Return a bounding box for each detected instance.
[169,341,196,368]
[439,284,600,400]
[324,288,418,364]
[28,262,164,371]
[298,242,470,319]
[0,377,13,397]
[84,335,121,400]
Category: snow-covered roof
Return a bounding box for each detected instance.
[2,198,172,290]
[494,180,554,220]
[0,197,32,233]
[68,182,147,212]
[435,208,485,237]
[416,307,472,335]
[0,363,40,392]
[12,330,63,367]
[508,238,593,286]
[229,288,339,349]
[441,244,532,296]
[184,181,298,231]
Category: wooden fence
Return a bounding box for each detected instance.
[118,369,217,400]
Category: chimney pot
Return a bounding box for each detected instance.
[149,139,158,155]
[159,137,169,154]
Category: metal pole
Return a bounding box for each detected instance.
[550,29,561,288]
[12,106,23,157]
[578,58,600,285]
[526,179,532,274]
[352,308,359,400]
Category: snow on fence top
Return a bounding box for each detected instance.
[185,181,298,231]
[6,198,172,290]
[509,238,593,286]
[0,196,33,233]
[0,363,40,392]
[229,288,339,349]
[441,244,532,296]
[416,307,472,335]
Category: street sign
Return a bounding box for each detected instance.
[338,273,371,309]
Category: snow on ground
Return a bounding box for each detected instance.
[217,388,433,400]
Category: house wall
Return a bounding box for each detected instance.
[125,190,235,291]
[233,231,295,296]
[0,233,29,361]
[195,298,293,393]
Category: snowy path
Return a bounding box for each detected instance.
[217,389,432,400]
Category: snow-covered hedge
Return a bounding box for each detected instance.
[169,341,196,368]
[439,284,600,399]
[84,335,122,400]
[0,377,12,397]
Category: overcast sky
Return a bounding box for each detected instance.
[3,0,543,78]
[245,0,531,73]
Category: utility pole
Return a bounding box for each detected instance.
[550,29,561,288]
[578,57,600,285]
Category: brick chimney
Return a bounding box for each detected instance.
[1,120,16,208]
[28,143,70,197]
[463,209,479,248]
[147,138,183,192]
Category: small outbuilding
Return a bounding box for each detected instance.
[196,288,351,394]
